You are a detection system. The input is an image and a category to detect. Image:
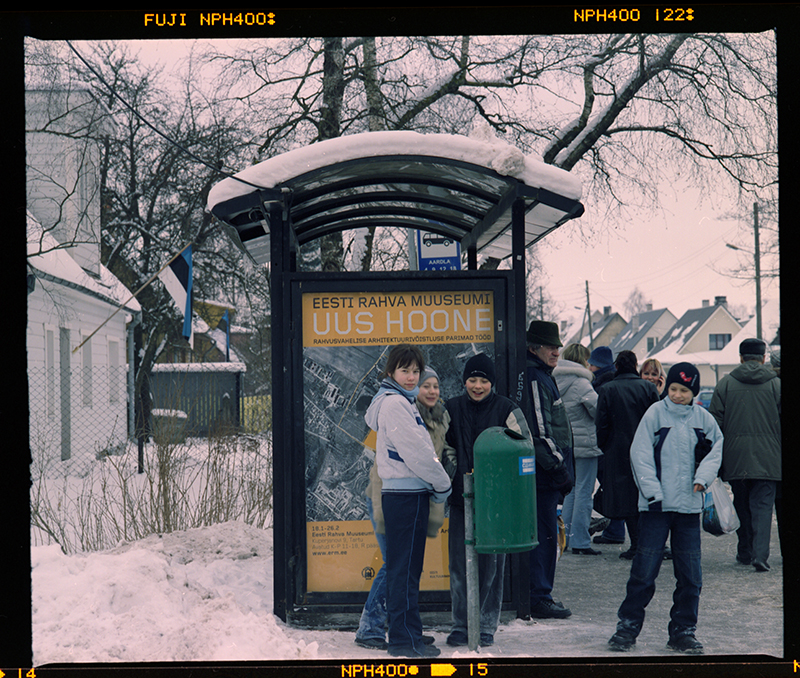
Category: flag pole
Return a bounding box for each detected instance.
[72,242,193,354]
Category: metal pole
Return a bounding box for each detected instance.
[464,472,480,651]
[585,281,594,350]
[753,202,762,340]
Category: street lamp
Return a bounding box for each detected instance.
[725,203,762,339]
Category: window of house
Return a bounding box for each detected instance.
[108,338,120,405]
[647,336,657,351]
[709,333,732,350]
[81,335,93,407]
[45,326,55,418]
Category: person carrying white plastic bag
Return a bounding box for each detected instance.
[702,478,740,535]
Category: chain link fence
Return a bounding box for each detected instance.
[29,363,274,555]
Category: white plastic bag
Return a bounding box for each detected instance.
[703,477,740,535]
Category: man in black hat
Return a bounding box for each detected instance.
[524,320,575,619]
[709,338,781,572]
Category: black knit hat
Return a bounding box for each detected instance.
[463,353,496,385]
[665,362,701,396]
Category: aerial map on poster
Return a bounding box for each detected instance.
[302,289,497,592]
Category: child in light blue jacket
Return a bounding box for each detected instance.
[608,362,723,655]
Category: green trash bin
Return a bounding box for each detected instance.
[473,426,537,554]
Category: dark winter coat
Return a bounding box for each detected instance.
[592,366,616,392]
[445,390,530,507]
[709,360,781,482]
[595,372,660,518]
[525,352,575,491]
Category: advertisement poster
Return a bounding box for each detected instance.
[302,288,497,593]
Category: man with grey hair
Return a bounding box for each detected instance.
[524,320,575,618]
[709,338,781,572]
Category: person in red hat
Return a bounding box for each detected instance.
[608,361,723,655]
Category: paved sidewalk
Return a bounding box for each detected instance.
[499,512,784,657]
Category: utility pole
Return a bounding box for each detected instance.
[753,202,762,340]
[585,281,595,350]
[725,202,763,340]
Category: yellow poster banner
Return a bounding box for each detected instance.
[306,519,450,593]
[302,290,495,347]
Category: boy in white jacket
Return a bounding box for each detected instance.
[608,362,722,654]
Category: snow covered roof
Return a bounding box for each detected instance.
[609,308,674,354]
[207,129,584,266]
[648,299,779,368]
[27,211,141,314]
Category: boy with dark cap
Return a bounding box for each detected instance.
[444,353,531,647]
[608,362,723,654]
[524,320,575,619]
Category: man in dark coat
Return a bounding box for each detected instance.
[589,346,616,391]
[595,350,660,559]
[709,338,781,572]
[588,345,624,544]
[524,321,575,619]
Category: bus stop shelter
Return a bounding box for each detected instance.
[207,130,584,625]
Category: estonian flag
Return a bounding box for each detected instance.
[159,245,193,347]
[218,309,230,362]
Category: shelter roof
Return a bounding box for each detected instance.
[206,130,584,266]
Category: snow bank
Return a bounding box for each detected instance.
[32,522,317,664]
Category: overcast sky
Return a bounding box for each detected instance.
[537,184,776,324]
[88,37,778,327]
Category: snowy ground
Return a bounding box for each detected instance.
[32,517,785,667]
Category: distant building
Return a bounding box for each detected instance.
[564,306,627,350]
[609,306,678,363]
[648,296,743,386]
[26,88,140,461]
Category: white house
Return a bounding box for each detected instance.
[26,87,140,462]
[690,298,780,385]
[648,296,745,387]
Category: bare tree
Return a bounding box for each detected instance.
[29,40,272,429]
[204,33,776,271]
[623,286,652,319]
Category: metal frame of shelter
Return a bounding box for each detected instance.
[208,132,584,625]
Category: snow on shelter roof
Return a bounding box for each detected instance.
[206,130,584,266]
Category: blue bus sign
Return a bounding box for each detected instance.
[416,230,461,271]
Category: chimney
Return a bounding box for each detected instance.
[633,314,640,331]
[603,306,611,319]
[702,300,710,308]
[646,304,652,312]
[714,296,728,308]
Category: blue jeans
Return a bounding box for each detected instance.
[356,497,388,642]
[383,491,430,653]
[448,504,506,637]
[602,519,626,541]
[616,512,702,640]
[562,457,598,549]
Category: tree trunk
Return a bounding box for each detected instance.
[317,37,346,272]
